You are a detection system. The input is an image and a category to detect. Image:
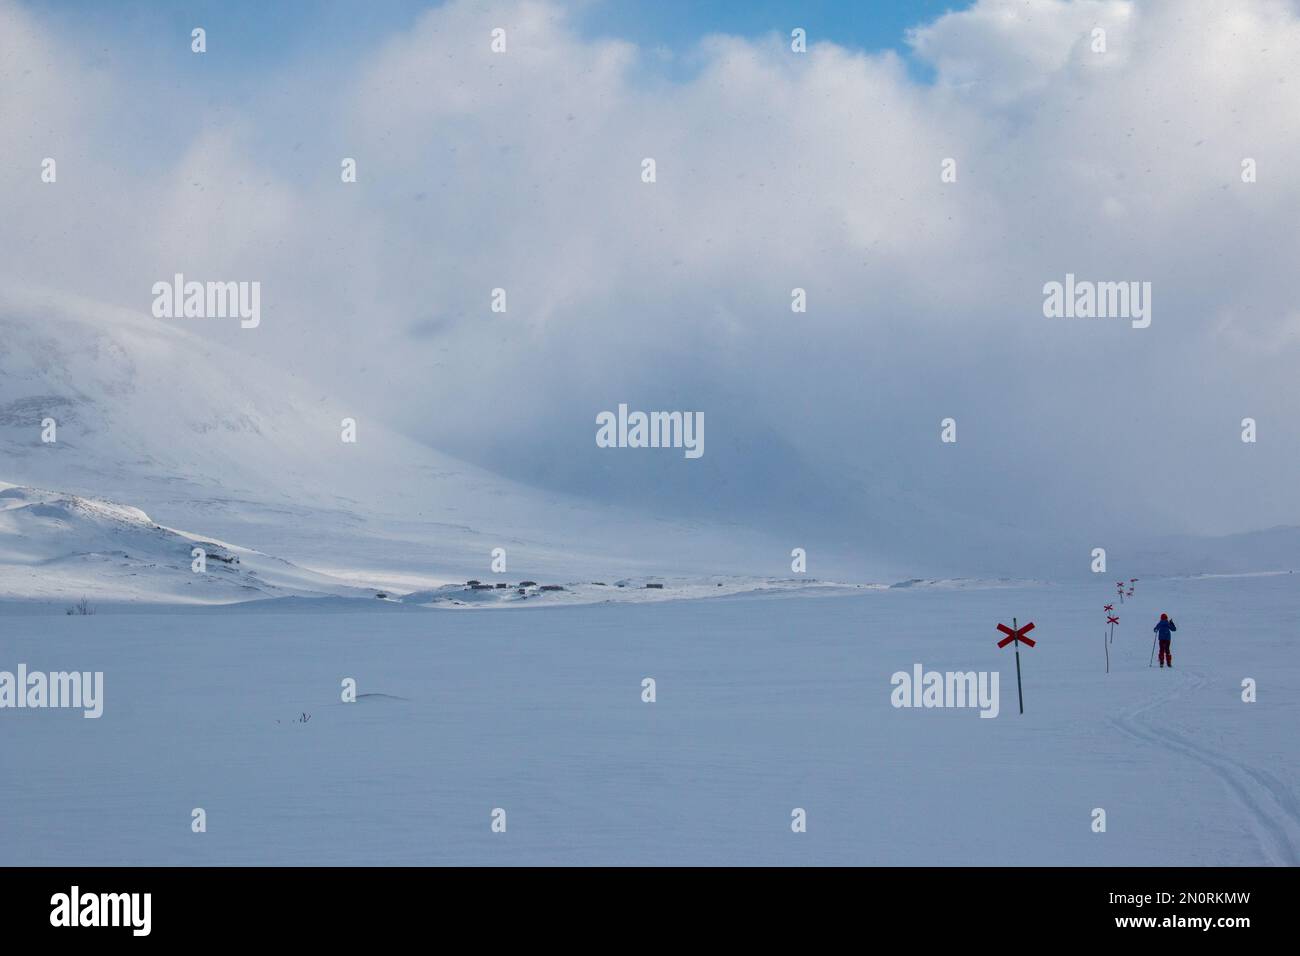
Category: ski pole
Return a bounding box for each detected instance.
[1149,633,1157,667]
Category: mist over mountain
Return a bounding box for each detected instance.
[0,291,812,585]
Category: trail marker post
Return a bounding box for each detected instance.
[1103,605,1116,668]
[1116,582,1125,604]
[995,618,1036,715]
[1107,614,1119,644]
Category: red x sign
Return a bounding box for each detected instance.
[1107,615,1119,625]
[1104,604,1114,612]
[996,621,1036,648]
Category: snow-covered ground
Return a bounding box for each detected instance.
[2,573,1295,865]
[0,482,379,604]
[0,478,1032,609]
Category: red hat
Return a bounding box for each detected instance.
[1160,613,1168,620]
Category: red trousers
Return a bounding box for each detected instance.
[1158,639,1172,666]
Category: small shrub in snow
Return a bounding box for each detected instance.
[66,597,95,615]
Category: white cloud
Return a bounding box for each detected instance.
[3,0,1299,574]
[909,0,1135,105]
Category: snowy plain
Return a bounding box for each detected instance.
[2,573,1295,866]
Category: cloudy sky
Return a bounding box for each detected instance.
[3,0,1298,575]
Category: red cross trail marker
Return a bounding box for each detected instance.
[1104,604,1114,612]
[995,618,1036,714]
[996,621,1036,647]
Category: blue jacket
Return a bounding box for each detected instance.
[1154,619,1176,640]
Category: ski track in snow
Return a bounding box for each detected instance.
[1109,667,1300,866]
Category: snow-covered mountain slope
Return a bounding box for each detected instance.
[0,478,856,606]
[0,482,373,604]
[2,288,1294,593]
[0,475,1047,605]
[0,288,795,588]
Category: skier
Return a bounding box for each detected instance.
[1154,613,1177,668]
